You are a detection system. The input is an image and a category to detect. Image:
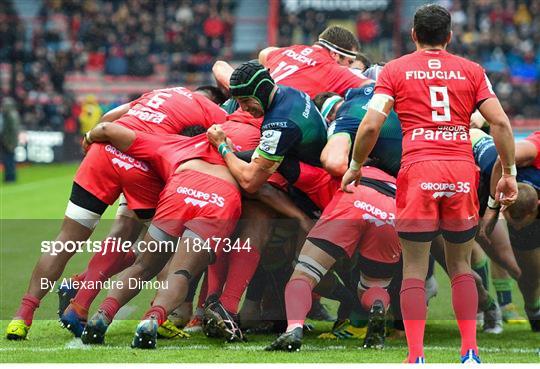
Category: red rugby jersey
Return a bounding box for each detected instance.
[525,131,540,169]
[125,121,261,180]
[266,44,369,98]
[115,86,227,134]
[375,49,497,167]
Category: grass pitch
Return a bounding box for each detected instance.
[0,163,538,363]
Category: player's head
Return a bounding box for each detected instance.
[180,124,207,137]
[313,92,343,124]
[317,26,359,67]
[353,52,372,72]
[229,60,276,118]
[503,183,539,230]
[195,85,229,105]
[412,3,452,48]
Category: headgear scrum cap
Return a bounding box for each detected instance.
[229,61,276,111]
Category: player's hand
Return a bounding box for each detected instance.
[477,207,498,246]
[495,175,518,208]
[341,167,362,193]
[470,110,487,129]
[206,124,227,147]
[81,134,92,154]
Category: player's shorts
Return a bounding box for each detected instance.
[74,143,163,210]
[396,160,479,242]
[151,170,241,240]
[307,185,401,278]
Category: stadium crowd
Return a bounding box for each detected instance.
[1,0,236,131]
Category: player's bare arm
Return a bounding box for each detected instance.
[207,124,276,193]
[85,123,136,152]
[212,60,235,90]
[341,95,393,192]
[478,98,518,207]
[100,103,131,123]
[258,46,279,66]
[320,134,351,177]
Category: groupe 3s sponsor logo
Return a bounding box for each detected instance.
[411,125,468,142]
[176,186,225,208]
[105,145,150,172]
[420,181,471,198]
[353,200,395,227]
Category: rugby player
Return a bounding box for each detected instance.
[474,128,540,332]
[5,86,227,340]
[265,166,401,352]
[341,4,517,363]
[313,87,402,177]
[78,118,261,347]
[258,25,371,98]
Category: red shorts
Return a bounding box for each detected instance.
[152,170,241,240]
[307,185,401,265]
[396,160,479,234]
[74,143,163,210]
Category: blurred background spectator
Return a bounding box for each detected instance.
[1,97,21,182]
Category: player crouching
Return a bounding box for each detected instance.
[266,167,401,352]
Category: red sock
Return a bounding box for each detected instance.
[360,287,390,311]
[207,250,229,297]
[143,305,167,325]
[197,274,208,310]
[72,244,136,311]
[220,245,260,314]
[451,273,478,356]
[72,272,87,283]
[400,278,427,362]
[99,297,121,321]
[285,278,312,331]
[15,294,40,326]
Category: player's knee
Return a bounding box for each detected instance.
[66,183,108,230]
[293,254,329,286]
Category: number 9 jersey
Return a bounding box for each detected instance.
[265,45,369,99]
[375,49,497,167]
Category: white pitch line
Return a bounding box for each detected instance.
[0,344,537,355]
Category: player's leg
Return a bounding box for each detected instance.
[81,227,173,345]
[265,239,337,352]
[208,200,269,318]
[134,231,212,349]
[514,248,540,331]
[60,204,145,336]
[398,237,431,363]
[490,220,526,323]
[6,180,109,340]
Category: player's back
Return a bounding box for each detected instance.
[377,49,495,166]
[265,85,328,166]
[116,87,227,134]
[266,45,367,98]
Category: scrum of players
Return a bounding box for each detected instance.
[5,4,539,364]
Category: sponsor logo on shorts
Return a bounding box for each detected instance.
[420,181,471,198]
[354,200,395,227]
[176,186,225,208]
[106,145,149,172]
[411,125,468,142]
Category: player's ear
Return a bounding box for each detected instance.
[411,28,417,43]
[446,30,453,46]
